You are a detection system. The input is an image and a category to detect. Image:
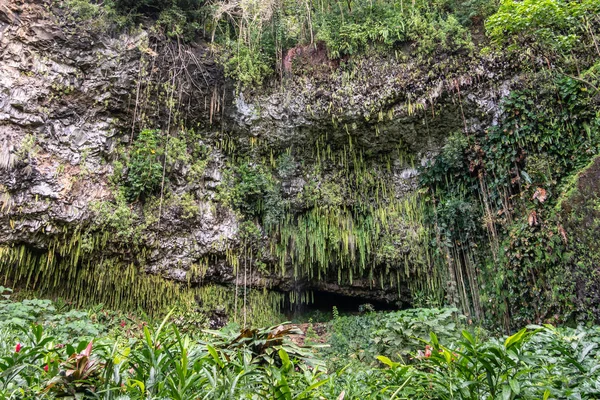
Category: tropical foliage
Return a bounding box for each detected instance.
[418,0,600,328]
[3,293,600,399]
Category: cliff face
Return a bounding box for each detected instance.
[558,156,600,320]
[0,1,138,234]
[0,0,515,313]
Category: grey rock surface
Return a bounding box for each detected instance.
[0,0,516,306]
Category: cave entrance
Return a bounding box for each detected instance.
[284,290,398,320]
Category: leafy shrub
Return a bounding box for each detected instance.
[230,162,271,216]
[314,0,474,59]
[0,306,330,399]
[0,287,103,343]
[372,307,466,361]
[486,0,600,54]
[124,129,164,202]
[325,312,382,369]
[219,161,283,224]
[220,40,274,87]
[324,308,465,370]
[377,325,600,399]
[165,136,190,165]
[205,322,325,368]
[179,192,198,219]
[92,190,141,240]
[450,0,500,25]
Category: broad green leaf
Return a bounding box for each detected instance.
[509,378,520,395]
[207,345,224,369]
[429,331,439,347]
[279,348,291,370]
[376,355,398,368]
[579,343,597,362]
[504,328,527,349]
[502,384,512,400]
[462,330,476,345]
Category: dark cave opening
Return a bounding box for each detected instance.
[283,290,399,320]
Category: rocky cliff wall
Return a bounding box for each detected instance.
[0,0,517,314]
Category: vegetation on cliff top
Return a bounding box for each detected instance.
[62,0,494,85]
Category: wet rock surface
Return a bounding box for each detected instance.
[0,0,517,306]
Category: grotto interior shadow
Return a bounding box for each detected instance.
[283,290,398,320]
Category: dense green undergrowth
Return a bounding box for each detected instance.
[3,292,600,399]
[60,0,498,86]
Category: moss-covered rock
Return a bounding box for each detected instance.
[559,156,600,322]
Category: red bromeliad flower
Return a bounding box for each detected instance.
[15,343,22,353]
[43,364,49,372]
[424,345,432,358]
